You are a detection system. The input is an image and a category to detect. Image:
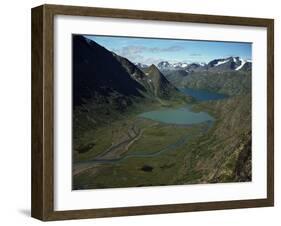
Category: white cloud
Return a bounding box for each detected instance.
[111,45,183,65]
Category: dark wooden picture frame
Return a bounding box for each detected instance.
[31,4,274,221]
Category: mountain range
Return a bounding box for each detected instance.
[136,57,252,96]
[148,57,251,73]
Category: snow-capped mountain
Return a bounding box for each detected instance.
[157,61,201,71]
[207,57,251,71]
[157,61,174,70]
[156,60,209,72]
[173,62,188,69]
[136,57,251,74]
[135,62,149,69]
[186,63,207,72]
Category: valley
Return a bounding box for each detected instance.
[72,35,252,190]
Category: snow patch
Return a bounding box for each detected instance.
[235,58,246,71]
[172,62,188,68]
[214,59,229,67]
[233,57,238,63]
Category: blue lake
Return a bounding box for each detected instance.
[139,107,214,125]
[139,88,226,125]
[179,88,227,101]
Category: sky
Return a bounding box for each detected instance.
[85,35,252,65]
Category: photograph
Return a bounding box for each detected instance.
[72,34,252,190]
[30,3,274,221]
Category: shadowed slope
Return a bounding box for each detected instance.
[73,35,147,106]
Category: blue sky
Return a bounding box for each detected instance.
[85,35,252,65]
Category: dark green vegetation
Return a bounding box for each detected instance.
[72,35,252,190]
[175,95,251,184]
[160,56,252,96]
[164,71,251,96]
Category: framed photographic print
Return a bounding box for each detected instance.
[31,4,274,221]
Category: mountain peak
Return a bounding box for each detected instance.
[147,64,162,75]
[149,64,158,70]
[157,61,172,70]
[145,64,178,99]
[207,56,251,72]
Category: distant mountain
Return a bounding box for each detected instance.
[157,61,207,72]
[143,57,252,96]
[135,62,149,69]
[186,63,208,73]
[154,57,251,74]
[173,62,189,70]
[157,61,174,70]
[207,57,252,72]
[238,61,252,72]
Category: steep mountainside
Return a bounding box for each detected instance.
[174,94,252,184]
[73,35,147,107]
[144,64,179,99]
[72,35,190,140]
[112,53,155,96]
[161,70,189,85]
